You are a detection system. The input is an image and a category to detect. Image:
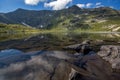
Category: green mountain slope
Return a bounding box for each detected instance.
[0,5,120,32]
[0,23,39,33]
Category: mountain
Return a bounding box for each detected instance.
[0,5,120,31]
[0,8,56,28]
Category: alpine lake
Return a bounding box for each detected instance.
[0,32,120,53]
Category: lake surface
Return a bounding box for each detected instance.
[0,32,120,52]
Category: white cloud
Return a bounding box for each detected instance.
[44,0,72,10]
[76,3,93,8]
[86,3,93,8]
[76,4,85,8]
[76,2,105,9]
[95,2,104,8]
[96,2,101,6]
[25,0,46,5]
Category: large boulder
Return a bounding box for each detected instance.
[69,53,120,80]
[97,45,120,70]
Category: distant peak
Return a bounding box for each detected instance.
[68,5,81,10]
[15,8,27,12]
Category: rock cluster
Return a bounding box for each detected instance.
[0,41,120,80]
[97,45,120,69]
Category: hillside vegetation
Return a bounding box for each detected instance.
[0,5,120,32]
[0,24,40,33]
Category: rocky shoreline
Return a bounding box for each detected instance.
[0,41,120,80]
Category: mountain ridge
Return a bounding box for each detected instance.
[0,5,120,31]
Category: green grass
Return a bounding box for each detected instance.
[90,17,120,31]
[38,27,68,33]
[73,17,120,33]
[0,24,40,33]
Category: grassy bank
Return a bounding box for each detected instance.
[0,24,40,33]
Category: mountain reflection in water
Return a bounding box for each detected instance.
[0,33,120,52]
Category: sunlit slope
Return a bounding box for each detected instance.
[0,6,120,32]
[0,24,40,33]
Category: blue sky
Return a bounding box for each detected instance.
[0,0,120,13]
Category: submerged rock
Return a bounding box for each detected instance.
[0,49,46,68]
[0,50,73,80]
[64,40,92,55]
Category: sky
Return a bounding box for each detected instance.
[0,0,120,13]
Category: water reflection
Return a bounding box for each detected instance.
[0,49,47,68]
[0,33,39,42]
[0,33,120,52]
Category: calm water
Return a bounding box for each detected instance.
[0,32,120,52]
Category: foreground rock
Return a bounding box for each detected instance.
[97,45,120,70]
[0,44,120,80]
